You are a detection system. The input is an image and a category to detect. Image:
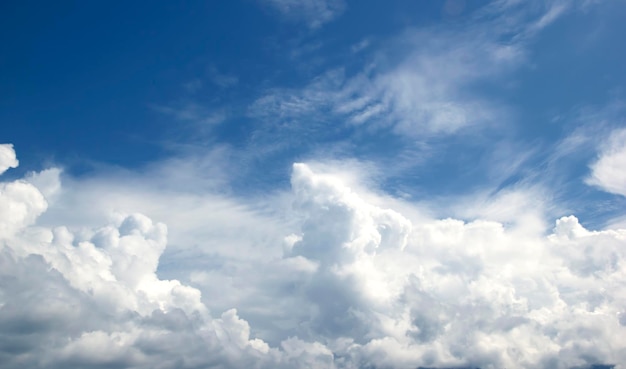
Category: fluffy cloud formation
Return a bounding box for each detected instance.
[2,145,625,369]
[588,128,626,197]
[0,146,321,369]
[284,162,626,369]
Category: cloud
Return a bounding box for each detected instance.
[282,163,626,369]
[260,0,346,29]
[0,148,332,369]
[0,144,18,175]
[182,79,203,93]
[350,39,370,54]
[587,128,626,197]
[154,103,227,126]
[370,35,514,135]
[2,1,623,368]
[208,66,239,88]
[3,137,626,369]
[248,1,570,144]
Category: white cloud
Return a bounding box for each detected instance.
[280,162,626,369]
[3,143,626,369]
[0,144,18,175]
[526,2,568,35]
[2,1,622,368]
[25,167,63,201]
[261,0,346,29]
[0,148,330,369]
[249,2,567,141]
[587,128,626,197]
[0,177,47,240]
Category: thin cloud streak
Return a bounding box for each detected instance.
[260,0,346,29]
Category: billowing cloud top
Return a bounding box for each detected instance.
[1,145,625,369]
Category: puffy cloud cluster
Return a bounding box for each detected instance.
[2,145,626,369]
[283,163,626,369]
[0,146,328,369]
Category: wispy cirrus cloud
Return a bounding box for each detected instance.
[245,1,614,211]
[249,1,570,141]
[208,66,239,88]
[260,0,346,29]
[152,102,228,141]
[524,100,626,227]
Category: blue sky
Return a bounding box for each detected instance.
[2,1,626,368]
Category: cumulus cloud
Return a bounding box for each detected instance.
[0,148,334,369]
[2,146,625,369]
[587,128,626,197]
[284,163,626,369]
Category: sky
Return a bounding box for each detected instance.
[1,0,626,368]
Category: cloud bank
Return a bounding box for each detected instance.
[1,145,625,369]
